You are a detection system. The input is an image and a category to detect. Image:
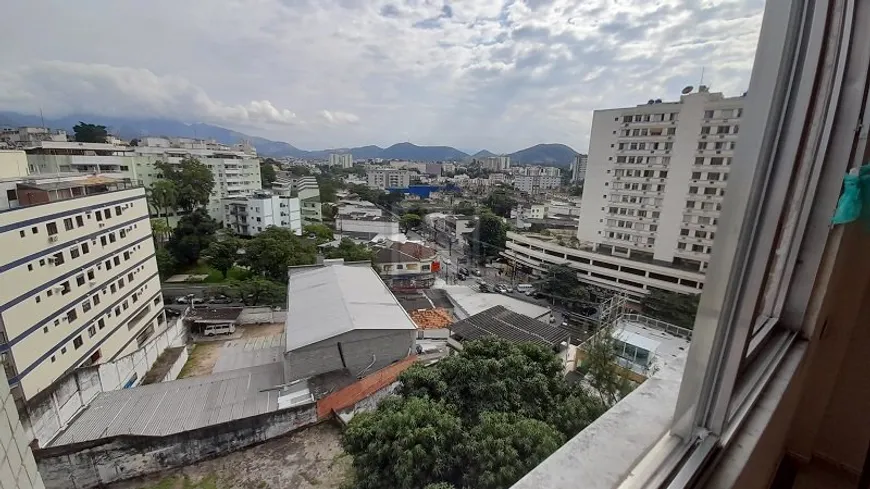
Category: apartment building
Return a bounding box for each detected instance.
[480,156,510,172]
[18,135,262,223]
[367,168,410,190]
[222,192,302,237]
[514,174,561,193]
[0,174,165,403]
[0,377,45,489]
[328,153,353,168]
[273,175,322,223]
[501,90,743,298]
[571,154,588,182]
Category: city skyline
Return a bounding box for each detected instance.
[0,0,763,153]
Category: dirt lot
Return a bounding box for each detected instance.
[178,323,285,378]
[107,423,351,489]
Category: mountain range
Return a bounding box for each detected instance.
[0,112,580,166]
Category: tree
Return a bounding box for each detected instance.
[155,248,177,280]
[226,277,286,306]
[150,218,171,246]
[241,227,316,282]
[73,122,108,143]
[129,138,140,147]
[483,190,516,218]
[147,180,178,226]
[321,203,337,221]
[541,265,590,306]
[453,201,476,216]
[342,397,466,489]
[463,413,565,489]
[166,209,220,266]
[204,237,241,278]
[303,223,334,244]
[576,328,635,406]
[640,289,700,329]
[467,212,506,261]
[261,158,278,188]
[325,238,372,262]
[400,213,422,232]
[155,157,215,211]
[568,182,584,197]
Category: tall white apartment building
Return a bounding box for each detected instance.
[222,192,302,237]
[367,168,410,190]
[502,90,744,298]
[328,153,353,168]
[480,156,510,171]
[18,135,262,223]
[571,154,588,182]
[0,174,165,403]
[514,174,561,193]
[273,175,322,223]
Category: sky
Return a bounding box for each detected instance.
[0,0,764,153]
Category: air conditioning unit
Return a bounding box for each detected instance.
[99,223,106,228]
[48,235,59,243]
[46,257,55,264]
[89,281,97,287]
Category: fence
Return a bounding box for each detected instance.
[25,319,188,447]
[617,313,693,340]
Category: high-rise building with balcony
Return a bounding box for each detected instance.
[0,173,165,404]
[501,90,744,298]
[571,154,588,182]
[222,192,302,237]
[579,90,742,274]
[366,168,410,190]
[328,153,354,168]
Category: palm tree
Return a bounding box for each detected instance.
[150,218,171,246]
[147,180,179,227]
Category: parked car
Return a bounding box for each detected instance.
[459,267,470,275]
[208,295,232,304]
[203,324,236,336]
[177,296,204,305]
[496,283,508,294]
[472,269,482,276]
[498,283,513,293]
[516,283,533,292]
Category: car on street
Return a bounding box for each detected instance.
[498,283,513,293]
[208,295,232,304]
[176,296,203,305]
[495,283,508,294]
[459,267,469,275]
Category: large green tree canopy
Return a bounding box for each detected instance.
[73,122,108,143]
[240,227,317,282]
[640,289,700,329]
[343,338,622,489]
[166,209,220,266]
[155,157,215,211]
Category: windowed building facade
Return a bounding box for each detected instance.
[0,175,165,403]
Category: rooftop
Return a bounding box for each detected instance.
[373,241,437,263]
[3,174,140,211]
[50,362,286,446]
[409,308,453,330]
[285,263,417,352]
[440,284,551,320]
[450,305,568,348]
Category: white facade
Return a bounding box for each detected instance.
[571,154,588,182]
[222,193,301,237]
[328,153,353,168]
[0,377,45,489]
[514,175,561,193]
[20,138,262,223]
[480,156,511,172]
[337,216,399,239]
[578,91,743,274]
[367,169,411,190]
[0,177,165,402]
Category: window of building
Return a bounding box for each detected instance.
[82,301,92,313]
[113,256,120,266]
[98,318,106,330]
[697,142,706,150]
[67,309,78,322]
[73,335,83,349]
[119,229,126,238]
[103,209,111,220]
[109,233,116,243]
[710,157,724,165]
[81,242,90,255]
[95,211,102,222]
[47,222,58,235]
[88,325,97,338]
[717,125,730,134]
[704,110,714,118]
[76,274,85,286]
[115,206,122,216]
[100,236,107,246]
[76,215,84,227]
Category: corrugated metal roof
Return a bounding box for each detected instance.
[49,362,285,447]
[285,264,417,352]
[449,305,569,348]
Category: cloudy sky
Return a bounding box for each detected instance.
[0,0,763,153]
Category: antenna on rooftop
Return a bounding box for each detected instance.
[40,108,45,129]
[699,67,705,87]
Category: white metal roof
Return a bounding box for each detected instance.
[285,264,417,352]
[612,329,661,354]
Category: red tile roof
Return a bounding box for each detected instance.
[316,355,418,419]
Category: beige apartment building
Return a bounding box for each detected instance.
[0,171,165,403]
[17,136,262,224]
[502,89,744,298]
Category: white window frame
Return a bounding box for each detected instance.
[639,0,870,485]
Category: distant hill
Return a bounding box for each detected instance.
[508,143,578,166]
[470,150,497,159]
[0,112,578,163]
[380,142,468,161]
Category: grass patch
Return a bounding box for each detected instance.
[177,346,199,379]
[179,262,251,284]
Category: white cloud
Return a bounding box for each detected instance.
[0,0,764,152]
[321,110,360,124]
[0,62,298,126]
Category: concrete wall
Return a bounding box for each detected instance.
[24,319,186,448]
[285,329,416,382]
[34,402,317,489]
[160,346,188,383]
[237,307,287,325]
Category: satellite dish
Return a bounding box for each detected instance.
[681,86,694,94]
[655,98,662,103]
[647,99,655,104]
